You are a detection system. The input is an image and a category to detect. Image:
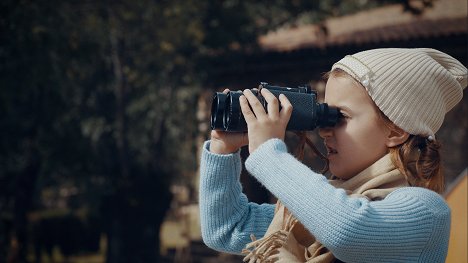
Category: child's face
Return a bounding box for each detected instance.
[319,76,390,179]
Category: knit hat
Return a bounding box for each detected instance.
[331,48,467,138]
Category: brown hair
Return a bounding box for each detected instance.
[380,114,445,193]
[323,68,445,193]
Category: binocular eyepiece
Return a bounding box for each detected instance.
[210,82,341,132]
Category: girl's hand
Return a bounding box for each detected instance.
[239,89,293,153]
[209,89,249,154]
[210,130,248,154]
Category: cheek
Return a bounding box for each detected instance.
[333,119,388,178]
[347,115,388,146]
[355,124,388,156]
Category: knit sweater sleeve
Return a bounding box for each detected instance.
[199,140,275,254]
[245,138,451,263]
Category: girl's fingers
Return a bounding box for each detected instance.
[239,95,256,123]
[243,89,266,119]
[239,89,292,125]
[279,94,293,120]
[261,89,280,119]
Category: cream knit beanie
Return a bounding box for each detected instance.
[331,48,467,137]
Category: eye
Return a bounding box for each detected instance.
[340,111,350,119]
[337,112,350,126]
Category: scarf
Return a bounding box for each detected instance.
[242,154,408,263]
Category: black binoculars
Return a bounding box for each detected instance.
[210,82,341,132]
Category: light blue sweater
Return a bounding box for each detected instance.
[199,139,451,263]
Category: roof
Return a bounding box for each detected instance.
[258,0,468,52]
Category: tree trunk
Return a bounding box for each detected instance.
[109,8,129,179]
[105,8,171,263]
[9,138,40,263]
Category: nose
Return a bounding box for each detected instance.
[318,126,333,139]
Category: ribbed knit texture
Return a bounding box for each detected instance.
[199,139,451,262]
[199,141,275,254]
[331,48,467,137]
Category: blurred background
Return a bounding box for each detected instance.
[1,0,466,262]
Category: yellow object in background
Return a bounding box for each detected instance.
[445,170,467,263]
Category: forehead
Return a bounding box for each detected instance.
[324,76,376,109]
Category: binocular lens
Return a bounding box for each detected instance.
[223,91,246,132]
[210,92,227,130]
[317,103,341,128]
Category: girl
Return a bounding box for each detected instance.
[199,48,467,262]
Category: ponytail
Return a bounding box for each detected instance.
[375,106,445,195]
[389,135,444,193]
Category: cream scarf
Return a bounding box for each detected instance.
[242,154,408,263]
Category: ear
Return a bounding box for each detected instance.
[385,126,410,147]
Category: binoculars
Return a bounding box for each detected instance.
[210,82,341,132]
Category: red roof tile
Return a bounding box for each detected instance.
[258,0,467,52]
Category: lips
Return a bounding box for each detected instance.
[325,144,338,155]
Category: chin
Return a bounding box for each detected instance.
[329,166,342,179]
[329,165,352,180]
